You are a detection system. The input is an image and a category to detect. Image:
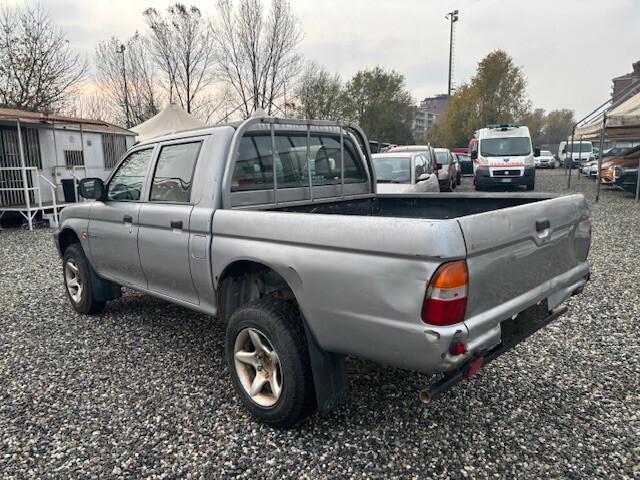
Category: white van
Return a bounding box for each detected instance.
[558,141,594,168]
[470,124,537,190]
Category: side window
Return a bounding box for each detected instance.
[415,155,426,178]
[231,133,367,191]
[422,150,433,173]
[150,142,201,203]
[107,148,153,201]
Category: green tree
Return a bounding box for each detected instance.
[342,67,416,144]
[540,109,575,145]
[432,50,531,147]
[294,62,343,120]
[522,108,546,146]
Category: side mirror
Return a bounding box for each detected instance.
[534,148,540,157]
[418,173,431,181]
[470,151,478,160]
[78,178,106,200]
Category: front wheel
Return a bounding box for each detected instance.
[225,298,316,427]
[62,244,106,314]
[526,183,535,191]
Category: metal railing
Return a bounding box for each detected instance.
[220,115,374,209]
[0,166,59,229]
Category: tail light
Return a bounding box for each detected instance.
[421,260,468,326]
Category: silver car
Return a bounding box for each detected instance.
[434,148,457,191]
[372,152,440,193]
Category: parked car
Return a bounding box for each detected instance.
[470,124,537,190]
[602,146,631,159]
[54,115,591,427]
[580,160,599,177]
[613,165,638,194]
[386,145,438,174]
[434,148,458,191]
[558,141,594,168]
[372,152,439,193]
[456,153,474,175]
[600,145,640,185]
[534,150,555,169]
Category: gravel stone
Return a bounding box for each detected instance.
[0,170,638,479]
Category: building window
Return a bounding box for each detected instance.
[64,150,84,169]
[102,134,128,170]
[0,126,42,169]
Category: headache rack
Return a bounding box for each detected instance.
[221,115,375,210]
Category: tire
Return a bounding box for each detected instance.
[456,174,461,186]
[62,244,106,314]
[526,183,535,191]
[225,298,316,427]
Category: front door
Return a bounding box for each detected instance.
[88,148,154,288]
[138,141,201,305]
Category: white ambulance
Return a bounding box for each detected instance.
[469,124,538,191]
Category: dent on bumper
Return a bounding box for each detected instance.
[400,263,590,374]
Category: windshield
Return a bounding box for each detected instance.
[480,137,531,157]
[373,157,411,183]
[565,143,592,153]
[435,151,450,164]
[541,150,552,156]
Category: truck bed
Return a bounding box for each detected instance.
[273,192,556,220]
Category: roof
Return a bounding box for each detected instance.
[131,103,205,142]
[575,91,640,139]
[477,125,530,139]
[0,105,134,135]
[372,152,414,158]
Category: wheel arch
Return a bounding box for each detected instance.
[58,228,81,256]
[215,259,304,324]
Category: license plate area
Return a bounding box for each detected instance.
[500,300,549,347]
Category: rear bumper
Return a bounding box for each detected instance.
[359,262,589,374]
[475,165,535,187]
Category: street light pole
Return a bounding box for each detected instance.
[116,44,131,128]
[445,10,459,98]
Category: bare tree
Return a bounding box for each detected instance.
[295,62,343,120]
[64,91,113,122]
[95,33,160,127]
[144,4,216,114]
[0,2,87,111]
[213,0,302,118]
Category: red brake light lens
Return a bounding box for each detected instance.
[421,260,468,326]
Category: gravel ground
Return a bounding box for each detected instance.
[1,169,639,479]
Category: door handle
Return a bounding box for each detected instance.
[170,220,183,229]
[536,219,550,232]
[123,215,133,223]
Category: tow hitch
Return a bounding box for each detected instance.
[419,304,568,405]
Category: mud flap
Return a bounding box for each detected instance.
[303,323,350,414]
[86,258,121,302]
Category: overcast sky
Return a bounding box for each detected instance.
[15,0,640,118]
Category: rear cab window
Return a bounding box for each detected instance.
[231,132,367,192]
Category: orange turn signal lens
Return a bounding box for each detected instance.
[431,260,468,289]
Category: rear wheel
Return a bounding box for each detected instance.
[63,244,106,314]
[225,298,316,427]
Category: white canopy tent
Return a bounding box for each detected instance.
[131,104,205,142]
[576,91,640,140]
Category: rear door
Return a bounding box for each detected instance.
[138,140,202,305]
[458,195,590,319]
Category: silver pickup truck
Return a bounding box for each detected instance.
[54,115,591,427]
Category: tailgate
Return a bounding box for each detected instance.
[458,194,590,321]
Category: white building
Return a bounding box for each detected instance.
[0,106,135,229]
